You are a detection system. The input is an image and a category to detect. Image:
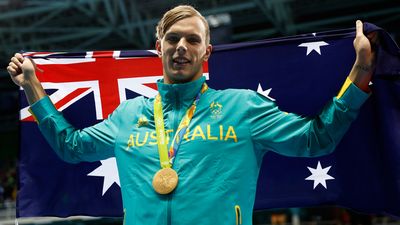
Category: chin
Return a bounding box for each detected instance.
[168,73,196,84]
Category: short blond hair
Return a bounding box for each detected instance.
[156,5,210,44]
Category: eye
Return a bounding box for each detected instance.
[187,36,201,44]
[166,35,179,43]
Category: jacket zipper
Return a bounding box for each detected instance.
[173,91,180,133]
[167,91,180,225]
[167,195,172,225]
[235,205,242,225]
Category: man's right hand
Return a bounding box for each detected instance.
[7,53,37,87]
[7,53,46,105]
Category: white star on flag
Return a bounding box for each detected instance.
[305,161,335,189]
[257,83,275,101]
[88,157,120,196]
[298,41,329,55]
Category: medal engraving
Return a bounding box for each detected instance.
[152,168,179,194]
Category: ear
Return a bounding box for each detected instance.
[155,40,162,58]
[203,44,213,61]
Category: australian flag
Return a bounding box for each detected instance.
[18,23,400,218]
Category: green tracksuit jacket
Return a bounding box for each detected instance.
[30,76,369,225]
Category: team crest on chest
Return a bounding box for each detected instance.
[210,101,223,119]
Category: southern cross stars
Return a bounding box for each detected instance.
[88,157,120,196]
[305,161,335,189]
[257,83,275,101]
[298,41,329,55]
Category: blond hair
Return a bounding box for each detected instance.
[156,5,210,44]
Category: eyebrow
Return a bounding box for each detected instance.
[165,32,202,40]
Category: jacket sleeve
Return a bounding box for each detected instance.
[29,96,124,163]
[248,79,370,157]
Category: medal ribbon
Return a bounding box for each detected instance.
[154,83,208,169]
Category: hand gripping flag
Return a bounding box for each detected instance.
[18,23,400,218]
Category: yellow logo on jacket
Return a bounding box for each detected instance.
[136,115,149,127]
[126,124,237,149]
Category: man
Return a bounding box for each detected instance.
[7,5,374,225]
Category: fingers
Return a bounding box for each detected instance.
[11,56,23,67]
[356,21,379,44]
[15,53,24,61]
[14,53,24,64]
[356,20,363,37]
[7,62,21,75]
[6,65,17,75]
[10,53,25,70]
[7,53,25,75]
[8,61,18,70]
[7,52,41,77]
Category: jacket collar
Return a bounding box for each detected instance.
[156,76,206,103]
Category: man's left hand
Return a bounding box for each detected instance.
[349,20,378,92]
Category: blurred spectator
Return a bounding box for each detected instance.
[290,208,301,225]
[271,211,287,225]
[0,183,4,208]
[0,160,17,203]
[333,207,351,225]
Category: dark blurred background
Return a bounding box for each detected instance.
[0,0,399,224]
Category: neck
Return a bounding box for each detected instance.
[156,76,206,103]
[163,73,203,84]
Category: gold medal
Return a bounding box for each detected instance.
[152,84,206,195]
[152,168,179,194]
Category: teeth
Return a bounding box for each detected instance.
[174,58,189,63]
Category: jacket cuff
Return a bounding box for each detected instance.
[336,78,370,110]
[28,96,58,124]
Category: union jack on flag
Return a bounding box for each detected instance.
[21,50,210,121]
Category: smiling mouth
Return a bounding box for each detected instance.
[173,58,190,66]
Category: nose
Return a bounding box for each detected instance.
[176,38,187,55]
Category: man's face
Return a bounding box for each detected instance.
[156,16,212,84]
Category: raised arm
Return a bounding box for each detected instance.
[7,53,120,163]
[348,20,377,92]
[249,20,374,157]
[7,53,46,105]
